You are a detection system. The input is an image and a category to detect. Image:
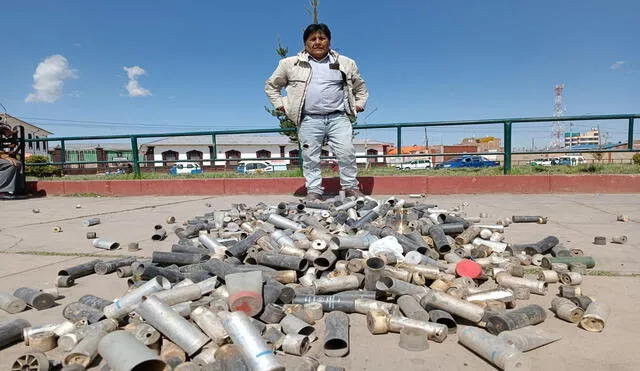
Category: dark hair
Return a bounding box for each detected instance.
[303,23,331,42]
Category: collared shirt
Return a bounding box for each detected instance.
[303,53,346,115]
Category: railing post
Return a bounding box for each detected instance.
[60,140,66,172]
[211,134,217,163]
[297,140,304,173]
[628,118,635,151]
[130,136,141,177]
[396,127,402,163]
[503,121,512,175]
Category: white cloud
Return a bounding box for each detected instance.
[25,54,77,103]
[123,66,152,97]
[610,61,626,70]
[73,43,82,47]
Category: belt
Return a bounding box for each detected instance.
[302,110,345,119]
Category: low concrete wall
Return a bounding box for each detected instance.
[27,174,640,196]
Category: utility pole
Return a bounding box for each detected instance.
[531,137,535,151]
[597,124,601,148]
[569,122,573,150]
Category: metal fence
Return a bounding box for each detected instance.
[23,113,639,176]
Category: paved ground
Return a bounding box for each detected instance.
[0,193,639,370]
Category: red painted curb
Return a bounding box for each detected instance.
[27,174,640,196]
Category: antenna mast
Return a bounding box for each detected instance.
[550,84,566,149]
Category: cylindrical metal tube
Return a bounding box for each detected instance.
[428,225,451,254]
[94,257,137,275]
[428,309,457,334]
[420,290,485,324]
[314,249,338,271]
[495,272,548,295]
[221,311,284,371]
[13,287,55,310]
[152,284,203,306]
[137,264,186,283]
[541,256,595,269]
[376,276,429,296]
[538,270,559,283]
[364,257,385,291]
[262,213,303,231]
[256,252,309,271]
[388,315,448,343]
[225,271,264,317]
[92,238,120,250]
[0,318,30,348]
[136,295,209,356]
[0,292,27,314]
[559,285,581,298]
[580,302,610,332]
[551,297,584,323]
[313,275,361,294]
[560,271,583,285]
[191,306,229,345]
[152,251,209,266]
[282,333,310,356]
[324,311,349,357]
[458,326,530,371]
[485,304,547,335]
[63,329,108,367]
[104,276,171,319]
[511,215,547,224]
[98,330,166,371]
[497,326,562,352]
[63,301,105,324]
[117,266,133,278]
[397,295,430,322]
[292,295,356,313]
[508,236,559,256]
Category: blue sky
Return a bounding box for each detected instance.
[1,0,638,149]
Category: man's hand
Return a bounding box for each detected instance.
[356,106,365,113]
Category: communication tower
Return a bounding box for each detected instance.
[550,84,566,149]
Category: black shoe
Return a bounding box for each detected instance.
[0,192,26,200]
[305,192,323,201]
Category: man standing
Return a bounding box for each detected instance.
[265,23,369,201]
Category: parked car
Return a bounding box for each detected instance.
[528,158,558,166]
[395,159,432,170]
[435,156,500,169]
[169,162,203,175]
[236,160,287,174]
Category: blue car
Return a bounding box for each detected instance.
[435,156,500,169]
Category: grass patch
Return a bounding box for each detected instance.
[27,164,640,180]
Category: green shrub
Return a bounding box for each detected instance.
[633,153,640,165]
[25,155,62,177]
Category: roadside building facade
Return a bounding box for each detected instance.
[0,113,52,157]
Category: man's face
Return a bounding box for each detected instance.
[304,31,330,60]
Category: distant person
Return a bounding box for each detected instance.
[0,124,27,200]
[265,23,369,201]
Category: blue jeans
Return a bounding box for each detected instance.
[298,112,359,195]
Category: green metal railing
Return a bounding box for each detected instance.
[23,113,639,177]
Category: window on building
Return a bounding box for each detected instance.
[187,150,204,165]
[162,150,179,167]
[28,134,33,149]
[366,149,378,164]
[289,149,300,165]
[36,136,40,150]
[256,149,271,159]
[44,140,48,151]
[225,150,241,166]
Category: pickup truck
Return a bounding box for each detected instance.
[434,156,500,169]
[395,159,432,170]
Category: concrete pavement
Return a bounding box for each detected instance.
[0,193,639,370]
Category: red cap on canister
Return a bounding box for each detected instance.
[456,259,482,279]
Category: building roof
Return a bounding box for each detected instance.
[0,114,54,135]
[50,143,134,151]
[142,134,390,147]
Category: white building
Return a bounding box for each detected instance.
[0,113,53,157]
[565,128,599,147]
[139,134,390,167]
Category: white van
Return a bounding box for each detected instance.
[236,160,287,174]
[558,156,586,166]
